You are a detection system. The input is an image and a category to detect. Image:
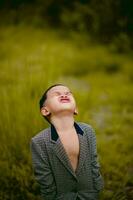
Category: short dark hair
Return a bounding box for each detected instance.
[39,83,65,123]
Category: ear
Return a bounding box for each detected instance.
[40,107,50,116]
[74,108,78,115]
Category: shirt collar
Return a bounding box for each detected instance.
[51,122,84,142]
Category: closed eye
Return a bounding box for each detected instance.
[51,91,73,96]
[53,92,61,96]
[66,91,73,96]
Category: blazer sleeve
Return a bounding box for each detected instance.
[89,126,104,191]
[30,138,57,200]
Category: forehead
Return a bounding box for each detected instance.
[47,85,70,94]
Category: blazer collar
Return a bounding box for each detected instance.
[51,122,84,142]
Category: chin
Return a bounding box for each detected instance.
[60,107,75,113]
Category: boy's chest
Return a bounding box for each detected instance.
[58,131,80,170]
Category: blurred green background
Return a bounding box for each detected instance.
[0,0,133,199]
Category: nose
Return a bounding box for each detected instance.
[60,93,68,98]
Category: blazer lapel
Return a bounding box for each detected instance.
[76,133,89,175]
[52,139,77,179]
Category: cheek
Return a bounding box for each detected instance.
[47,97,58,107]
[71,97,76,105]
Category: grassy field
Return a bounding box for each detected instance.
[0,25,133,200]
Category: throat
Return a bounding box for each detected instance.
[51,116,74,132]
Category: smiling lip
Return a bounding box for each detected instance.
[60,98,70,103]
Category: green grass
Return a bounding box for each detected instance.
[0,24,133,199]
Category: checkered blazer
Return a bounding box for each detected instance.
[30,122,104,200]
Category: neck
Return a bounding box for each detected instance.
[51,113,75,132]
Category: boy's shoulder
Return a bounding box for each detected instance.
[77,122,96,138]
[77,122,95,132]
[31,127,51,144]
[77,121,93,129]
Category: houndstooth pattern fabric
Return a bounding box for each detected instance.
[30,122,104,200]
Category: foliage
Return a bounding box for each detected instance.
[0,0,132,44]
[0,25,133,199]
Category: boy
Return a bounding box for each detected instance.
[30,84,104,200]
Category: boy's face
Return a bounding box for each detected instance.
[41,85,77,117]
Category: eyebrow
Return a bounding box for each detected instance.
[50,90,72,94]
